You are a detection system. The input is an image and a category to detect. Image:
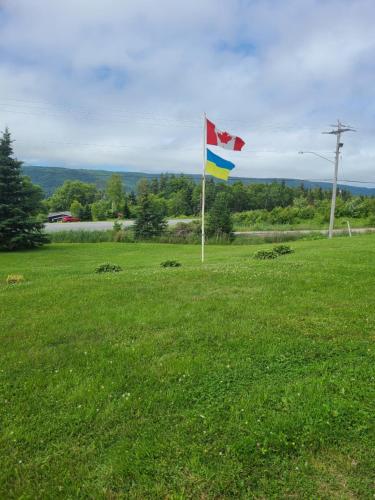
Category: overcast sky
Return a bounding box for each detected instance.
[1,0,374,185]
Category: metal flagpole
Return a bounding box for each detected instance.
[201,113,207,263]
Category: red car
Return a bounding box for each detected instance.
[62,216,80,223]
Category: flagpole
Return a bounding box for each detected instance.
[201,113,207,263]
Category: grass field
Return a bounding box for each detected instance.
[0,236,374,498]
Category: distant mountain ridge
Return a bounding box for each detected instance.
[22,165,375,197]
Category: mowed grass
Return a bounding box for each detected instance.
[0,237,374,499]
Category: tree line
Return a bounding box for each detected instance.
[45,172,375,222]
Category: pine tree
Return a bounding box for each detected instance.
[0,128,48,251]
[206,192,233,239]
[133,194,166,239]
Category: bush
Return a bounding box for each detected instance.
[254,250,278,260]
[160,260,182,268]
[95,263,123,273]
[6,274,25,284]
[273,244,294,255]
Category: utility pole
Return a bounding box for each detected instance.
[323,120,355,238]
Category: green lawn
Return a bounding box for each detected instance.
[0,237,374,498]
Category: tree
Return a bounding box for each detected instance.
[70,200,83,217]
[206,192,233,238]
[106,174,124,213]
[79,204,92,221]
[0,128,48,250]
[168,189,192,216]
[230,182,250,212]
[136,178,150,199]
[91,199,111,220]
[150,178,159,195]
[48,180,99,210]
[133,194,167,239]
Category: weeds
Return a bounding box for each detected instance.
[95,263,123,273]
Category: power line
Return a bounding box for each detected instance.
[0,98,322,131]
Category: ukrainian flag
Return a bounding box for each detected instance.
[205,148,235,181]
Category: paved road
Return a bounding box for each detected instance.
[44,219,193,233]
[45,220,375,236]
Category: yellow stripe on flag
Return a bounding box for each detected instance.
[205,161,230,180]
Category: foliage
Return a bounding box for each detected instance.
[0,128,49,251]
[133,194,167,239]
[160,259,181,267]
[106,174,125,214]
[48,180,99,211]
[91,199,111,221]
[273,244,295,255]
[6,274,25,284]
[254,244,295,259]
[206,192,233,238]
[253,249,279,259]
[70,200,83,218]
[40,166,375,230]
[95,262,123,273]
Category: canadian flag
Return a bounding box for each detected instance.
[206,118,245,151]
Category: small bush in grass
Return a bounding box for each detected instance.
[95,263,123,273]
[253,249,278,260]
[160,260,182,268]
[273,244,294,255]
[6,274,25,285]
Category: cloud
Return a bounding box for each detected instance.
[0,0,374,185]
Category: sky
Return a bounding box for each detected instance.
[0,0,375,185]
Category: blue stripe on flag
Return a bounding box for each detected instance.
[206,149,235,170]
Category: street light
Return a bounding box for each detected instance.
[298,149,339,238]
[298,151,335,164]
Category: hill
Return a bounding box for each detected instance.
[22,164,375,197]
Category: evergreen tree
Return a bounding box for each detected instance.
[206,192,233,238]
[121,198,131,219]
[128,191,137,205]
[133,194,166,239]
[0,128,48,251]
[150,177,159,195]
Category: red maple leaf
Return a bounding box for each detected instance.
[217,131,232,144]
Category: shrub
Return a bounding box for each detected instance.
[160,260,182,268]
[95,263,123,273]
[273,244,294,255]
[254,250,278,260]
[6,274,25,285]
